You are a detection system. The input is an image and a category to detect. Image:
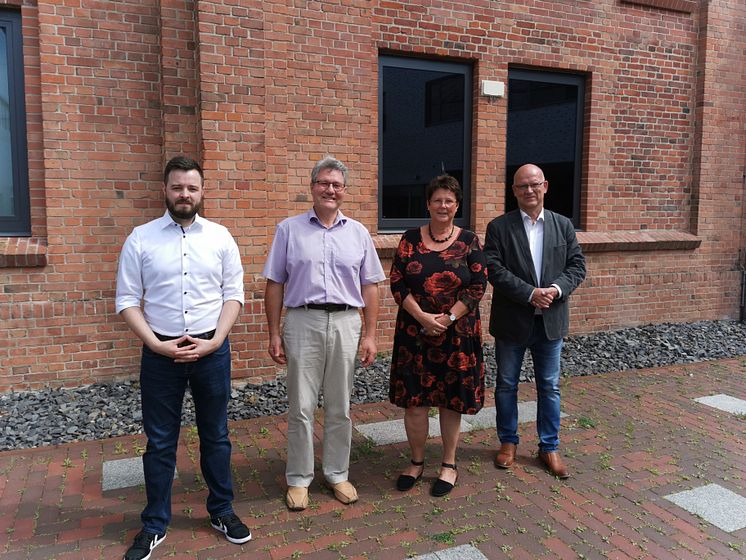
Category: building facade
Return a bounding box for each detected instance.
[0,0,744,390]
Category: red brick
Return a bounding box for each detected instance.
[1,0,744,388]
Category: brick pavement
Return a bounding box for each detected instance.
[1,357,744,559]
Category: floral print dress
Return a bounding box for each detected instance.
[389,228,488,414]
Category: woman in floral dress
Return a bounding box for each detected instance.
[389,174,488,497]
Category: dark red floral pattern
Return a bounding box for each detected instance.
[389,228,488,414]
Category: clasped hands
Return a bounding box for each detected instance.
[154,336,218,363]
[418,312,452,337]
[531,286,559,309]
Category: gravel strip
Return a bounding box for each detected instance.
[1,320,745,451]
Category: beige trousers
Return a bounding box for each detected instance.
[283,307,362,487]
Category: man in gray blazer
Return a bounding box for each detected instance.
[484,164,586,478]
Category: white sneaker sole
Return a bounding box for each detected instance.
[211,521,252,544]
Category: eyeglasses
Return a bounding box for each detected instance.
[430,198,458,207]
[313,180,346,192]
[514,181,546,192]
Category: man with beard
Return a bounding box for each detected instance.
[116,156,251,560]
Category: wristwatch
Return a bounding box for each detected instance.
[448,312,457,323]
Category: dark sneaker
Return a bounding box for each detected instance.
[210,513,252,544]
[124,530,166,560]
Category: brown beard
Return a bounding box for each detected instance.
[166,197,204,221]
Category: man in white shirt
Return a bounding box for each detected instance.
[116,156,250,560]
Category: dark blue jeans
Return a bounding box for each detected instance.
[139,338,234,534]
[495,316,563,452]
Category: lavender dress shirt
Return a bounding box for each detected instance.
[262,208,385,308]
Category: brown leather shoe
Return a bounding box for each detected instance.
[538,451,570,479]
[286,486,309,511]
[327,480,358,504]
[494,443,517,469]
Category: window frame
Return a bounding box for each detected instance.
[378,55,473,231]
[0,9,30,236]
[506,67,585,228]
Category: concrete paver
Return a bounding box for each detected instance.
[665,483,746,533]
[693,393,746,415]
[1,357,745,559]
[102,457,148,491]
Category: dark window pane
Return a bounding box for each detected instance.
[426,74,464,127]
[379,57,471,230]
[506,69,584,226]
[0,9,30,235]
[0,24,13,217]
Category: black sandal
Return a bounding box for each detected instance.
[431,462,458,497]
[396,459,425,491]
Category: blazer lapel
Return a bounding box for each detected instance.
[540,210,555,286]
[509,210,538,286]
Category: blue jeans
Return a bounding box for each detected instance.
[139,339,234,534]
[495,316,563,452]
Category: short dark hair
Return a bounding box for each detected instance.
[311,156,348,185]
[164,156,204,185]
[426,174,462,204]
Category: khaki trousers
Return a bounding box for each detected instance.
[283,307,362,487]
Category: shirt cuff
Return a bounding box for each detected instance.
[550,283,563,299]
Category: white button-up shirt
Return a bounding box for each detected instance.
[521,209,545,286]
[520,209,562,308]
[116,211,244,336]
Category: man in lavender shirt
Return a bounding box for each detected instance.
[263,156,385,511]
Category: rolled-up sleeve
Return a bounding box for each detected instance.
[115,232,144,314]
[222,234,245,305]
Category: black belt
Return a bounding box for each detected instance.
[300,303,356,312]
[154,329,216,342]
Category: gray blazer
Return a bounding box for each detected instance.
[484,209,586,344]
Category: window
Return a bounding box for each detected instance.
[506,68,585,227]
[379,56,472,230]
[0,9,30,236]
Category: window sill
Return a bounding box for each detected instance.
[372,229,701,258]
[0,237,48,268]
[372,233,403,260]
[619,0,696,14]
[577,230,701,253]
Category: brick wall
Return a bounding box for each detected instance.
[0,0,744,390]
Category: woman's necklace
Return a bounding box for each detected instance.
[428,224,455,243]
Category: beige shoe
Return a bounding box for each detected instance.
[327,480,358,504]
[286,486,309,511]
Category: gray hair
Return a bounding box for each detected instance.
[311,156,348,185]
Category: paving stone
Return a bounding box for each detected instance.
[693,393,746,415]
[354,402,568,444]
[102,457,144,491]
[411,544,489,560]
[463,402,568,430]
[102,457,179,491]
[664,483,746,533]
[355,417,468,445]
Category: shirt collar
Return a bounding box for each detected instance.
[158,210,204,231]
[520,208,545,224]
[307,207,347,227]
